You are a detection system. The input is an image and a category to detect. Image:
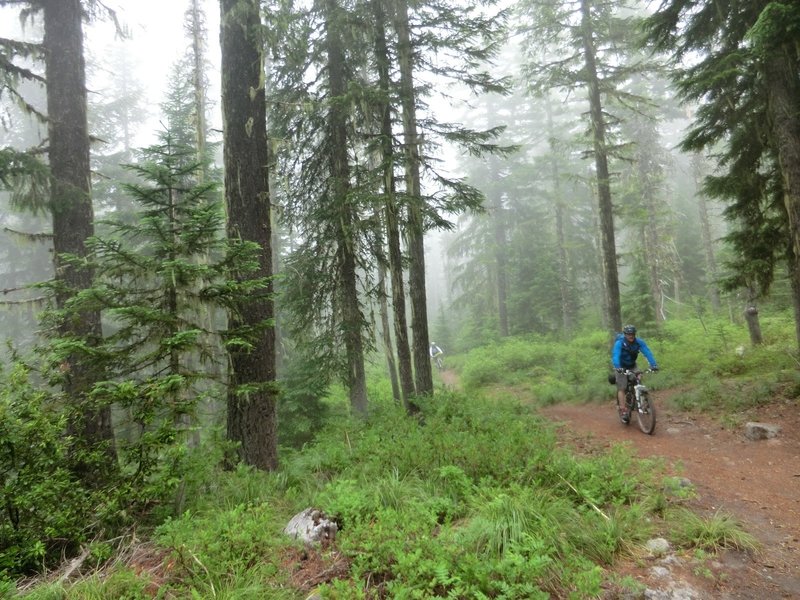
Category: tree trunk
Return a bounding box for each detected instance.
[377,263,401,403]
[324,0,368,416]
[546,99,573,333]
[384,185,417,407]
[490,185,509,337]
[220,0,278,470]
[43,0,116,477]
[764,50,800,349]
[393,0,433,395]
[189,0,208,181]
[372,0,416,408]
[744,288,763,346]
[691,153,721,311]
[580,0,621,332]
[788,250,800,350]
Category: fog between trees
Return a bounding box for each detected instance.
[1,0,799,469]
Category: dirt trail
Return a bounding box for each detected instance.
[543,395,800,599]
[439,371,800,598]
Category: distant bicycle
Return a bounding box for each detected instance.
[616,369,657,434]
[429,342,444,371]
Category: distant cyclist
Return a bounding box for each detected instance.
[429,342,444,370]
[612,325,658,422]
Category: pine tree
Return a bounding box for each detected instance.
[1,18,53,360]
[446,77,595,340]
[266,0,510,403]
[43,0,117,478]
[89,42,147,223]
[517,0,660,332]
[617,112,680,324]
[82,132,249,486]
[220,0,278,470]
[645,0,800,346]
[370,0,415,408]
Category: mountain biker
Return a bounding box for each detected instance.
[612,325,658,423]
[429,342,444,369]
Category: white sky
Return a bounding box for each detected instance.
[0,0,222,146]
[91,0,222,145]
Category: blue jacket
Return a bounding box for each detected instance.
[612,334,657,370]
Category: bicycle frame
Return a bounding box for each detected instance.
[620,369,657,434]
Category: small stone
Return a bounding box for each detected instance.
[649,565,671,578]
[744,422,780,441]
[646,537,671,556]
[284,508,338,545]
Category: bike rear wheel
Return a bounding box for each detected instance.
[636,391,656,434]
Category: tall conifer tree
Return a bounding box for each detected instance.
[517,0,659,332]
[43,0,116,476]
[220,0,278,469]
[645,0,800,346]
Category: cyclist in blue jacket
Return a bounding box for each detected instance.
[612,324,658,422]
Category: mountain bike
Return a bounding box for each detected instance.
[616,369,657,435]
[432,353,444,371]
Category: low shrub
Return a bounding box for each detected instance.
[0,364,95,574]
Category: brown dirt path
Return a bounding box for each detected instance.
[540,394,800,599]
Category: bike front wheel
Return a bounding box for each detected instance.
[636,391,656,435]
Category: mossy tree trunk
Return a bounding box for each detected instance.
[764,51,800,350]
[324,0,368,416]
[393,0,433,395]
[373,0,416,409]
[580,0,621,332]
[43,0,116,478]
[220,0,278,470]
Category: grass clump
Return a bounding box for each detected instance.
[669,508,759,553]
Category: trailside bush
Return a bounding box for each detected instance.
[0,364,94,574]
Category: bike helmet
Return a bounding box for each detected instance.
[622,325,636,335]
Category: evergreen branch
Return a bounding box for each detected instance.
[2,227,52,242]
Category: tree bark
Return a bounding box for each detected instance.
[691,153,721,311]
[393,0,433,395]
[744,292,763,346]
[764,50,800,349]
[324,0,368,416]
[489,184,509,337]
[188,0,208,181]
[580,0,621,332]
[372,0,416,408]
[43,0,116,476]
[220,0,278,469]
[545,99,573,333]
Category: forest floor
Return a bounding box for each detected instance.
[439,370,800,599]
